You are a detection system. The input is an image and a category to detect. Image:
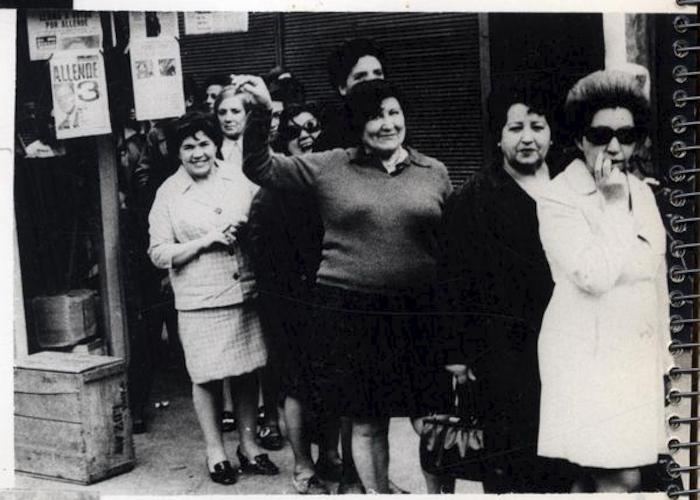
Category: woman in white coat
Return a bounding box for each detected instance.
[536,70,672,493]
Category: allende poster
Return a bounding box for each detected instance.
[130,38,186,121]
[50,49,112,139]
[26,11,103,61]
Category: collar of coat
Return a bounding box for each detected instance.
[171,160,237,194]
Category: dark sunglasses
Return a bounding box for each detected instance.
[282,119,321,140]
[583,126,644,146]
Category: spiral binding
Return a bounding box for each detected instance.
[668,6,699,498]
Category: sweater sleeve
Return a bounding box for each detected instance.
[243,107,330,193]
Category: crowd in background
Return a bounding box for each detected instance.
[115,36,671,495]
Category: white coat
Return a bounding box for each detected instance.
[536,159,671,468]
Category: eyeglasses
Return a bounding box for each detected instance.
[282,119,321,140]
[583,126,644,146]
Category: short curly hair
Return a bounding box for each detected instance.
[344,80,407,145]
[564,69,650,141]
[327,38,386,91]
[169,111,222,157]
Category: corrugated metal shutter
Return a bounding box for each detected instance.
[178,13,278,90]
[281,12,483,186]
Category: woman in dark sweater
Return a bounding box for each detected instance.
[237,76,453,494]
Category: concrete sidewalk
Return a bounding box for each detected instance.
[15,362,483,496]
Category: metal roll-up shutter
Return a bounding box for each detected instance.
[281,12,483,186]
[179,13,278,90]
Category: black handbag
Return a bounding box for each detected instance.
[419,376,485,481]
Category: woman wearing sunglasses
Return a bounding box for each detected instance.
[535,70,671,493]
[277,103,323,155]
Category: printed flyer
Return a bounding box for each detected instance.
[50,49,111,139]
[183,11,248,35]
[130,39,185,120]
[26,11,102,61]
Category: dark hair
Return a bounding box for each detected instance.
[202,75,229,93]
[564,69,650,141]
[344,80,406,145]
[327,38,386,90]
[265,67,306,105]
[169,111,222,156]
[277,102,321,146]
[183,75,200,103]
[488,78,558,139]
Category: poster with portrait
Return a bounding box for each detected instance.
[49,49,111,140]
[26,11,103,61]
[183,11,248,35]
[128,12,180,40]
[130,39,185,120]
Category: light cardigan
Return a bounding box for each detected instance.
[148,162,257,310]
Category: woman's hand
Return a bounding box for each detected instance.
[593,151,630,205]
[230,74,272,111]
[202,224,237,250]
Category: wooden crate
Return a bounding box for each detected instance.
[15,351,135,484]
[30,290,98,349]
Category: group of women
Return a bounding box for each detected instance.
[146,42,670,494]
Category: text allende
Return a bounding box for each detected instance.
[53,60,99,83]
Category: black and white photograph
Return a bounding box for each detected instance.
[6,3,699,497]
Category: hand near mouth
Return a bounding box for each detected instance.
[594,152,629,205]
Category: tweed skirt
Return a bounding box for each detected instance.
[178,302,267,384]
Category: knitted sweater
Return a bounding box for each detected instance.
[243,110,452,293]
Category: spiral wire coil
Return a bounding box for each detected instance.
[668,7,699,498]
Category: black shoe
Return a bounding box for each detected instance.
[257,424,284,451]
[221,411,236,432]
[236,446,280,475]
[208,460,238,485]
[314,458,343,482]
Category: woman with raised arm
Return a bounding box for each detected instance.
[237,76,453,494]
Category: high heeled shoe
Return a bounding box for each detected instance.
[236,445,280,475]
[207,459,238,485]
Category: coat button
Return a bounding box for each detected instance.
[233,272,240,280]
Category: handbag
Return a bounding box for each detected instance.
[419,375,485,481]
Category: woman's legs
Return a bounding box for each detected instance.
[191,380,227,469]
[283,395,315,476]
[352,417,391,493]
[261,365,281,428]
[317,417,342,466]
[230,370,267,458]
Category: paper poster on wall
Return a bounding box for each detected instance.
[184,12,248,35]
[130,39,185,121]
[50,49,112,139]
[128,12,179,40]
[26,11,103,61]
